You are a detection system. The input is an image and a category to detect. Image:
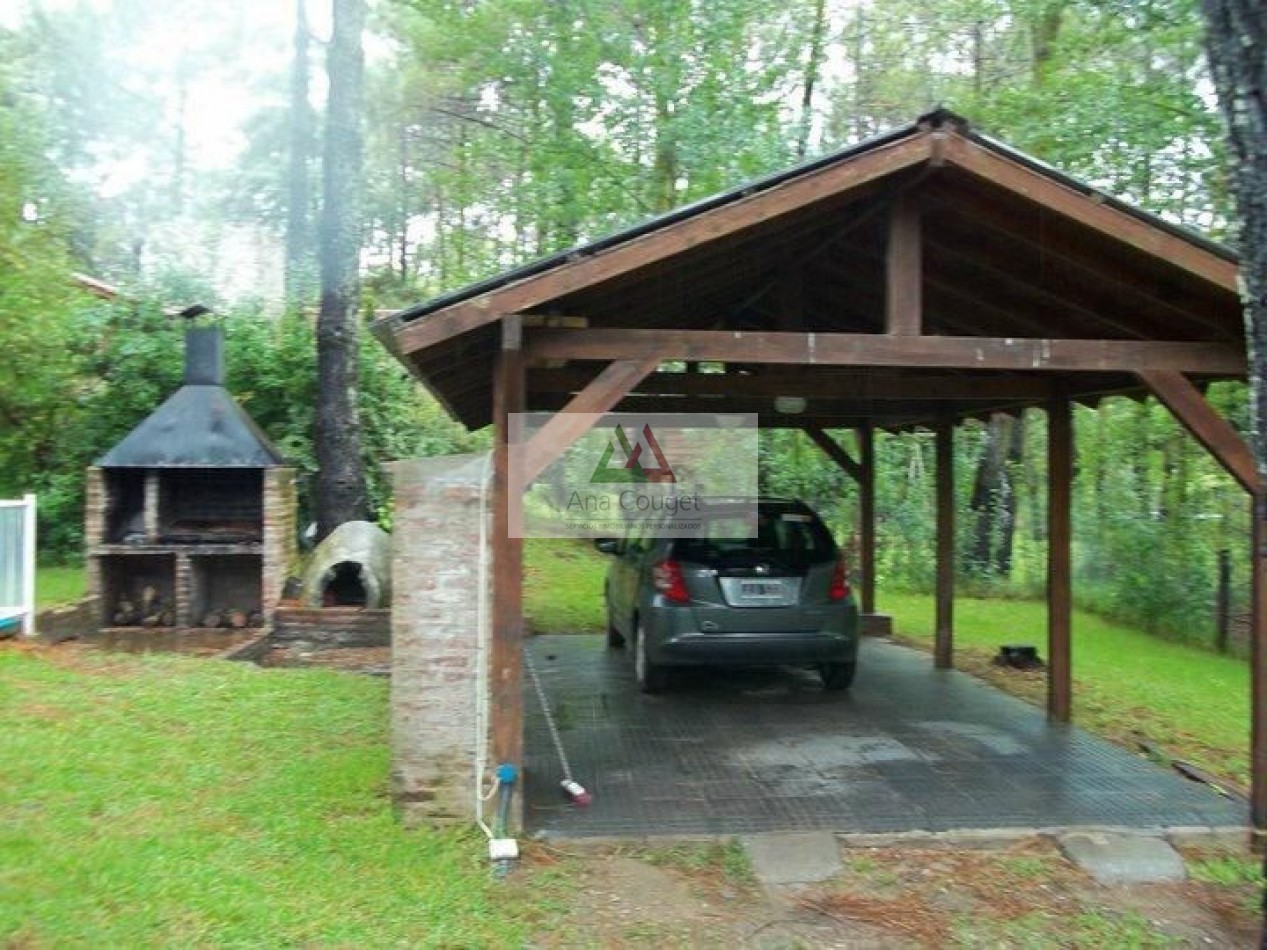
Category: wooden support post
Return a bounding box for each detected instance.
[1047,391,1073,723]
[934,417,954,669]
[490,316,525,784]
[859,422,877,615]
[1216,548,1231,654]
[1252,495,1267,834]
[885,194,922,336]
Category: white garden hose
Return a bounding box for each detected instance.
[474,451,497,839]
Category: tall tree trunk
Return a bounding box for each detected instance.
[1200,0,1267,479]
[796,0,828,160]
[969,413,1024,575]
[285,0,315,306]
[315,0,368,538]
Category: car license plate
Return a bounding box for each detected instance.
[740,581,781,597]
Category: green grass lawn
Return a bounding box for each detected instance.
[523,538,1252,785]
[524,538,608,633]
[0,647,564,946]
[36,564,87,609]
[882,591,1251,785]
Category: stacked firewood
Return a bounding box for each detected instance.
[112,586,174,627]
[200,609,264,629]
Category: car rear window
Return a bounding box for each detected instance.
[673,506,837,567]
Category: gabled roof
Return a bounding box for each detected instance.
[373,109,1244,430]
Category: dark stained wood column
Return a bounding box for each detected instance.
[1047,391,1073,723]
[1252,495,1267,833]
[934,417,954,669]
[859,422,877,614]
[490,316,525,780]
[886,194,922,336]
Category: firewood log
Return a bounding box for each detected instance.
[227,610,249,629]
[203,611,222,629]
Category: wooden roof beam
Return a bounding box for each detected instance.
[528,367,1056,400]
[1137,369,1260,493]
[527,328,1246,375]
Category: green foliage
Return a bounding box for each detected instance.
[0,648,565,944]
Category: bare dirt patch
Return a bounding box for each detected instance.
[535,837,1262,948]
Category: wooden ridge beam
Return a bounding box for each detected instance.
[527,329,1246,375]
[1137,369,1260,494]
[390,134,934,355]
[940,135,1239,293]
[803,427,863,481]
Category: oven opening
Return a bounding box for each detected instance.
[323,562,368,607]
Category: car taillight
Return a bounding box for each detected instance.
[828,557,851,601]
[652,559,690,604]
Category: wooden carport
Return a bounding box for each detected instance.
[373,110,1265,832]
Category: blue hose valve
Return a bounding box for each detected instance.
[496,763,518,786]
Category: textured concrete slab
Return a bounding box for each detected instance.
[523,636,1246,837]
[1058,832,1187,884]
[744,832,842,885]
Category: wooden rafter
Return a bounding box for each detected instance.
[921,188,1238,341]
[939,135,1239,292]
[392,134,935,355]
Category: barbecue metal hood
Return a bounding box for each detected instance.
[97,327,285,469]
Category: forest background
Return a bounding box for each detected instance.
[0,0,1249,647]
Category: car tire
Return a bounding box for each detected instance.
[606,610,626,649]
[820,662,856,691]
[634,621,667,693]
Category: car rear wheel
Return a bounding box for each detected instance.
[820,662,856,691]
[634,621,667,693]
[606,612,626,649]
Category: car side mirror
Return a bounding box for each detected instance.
[594,538,620,555]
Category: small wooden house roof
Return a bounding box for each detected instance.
[373,109,1243,431]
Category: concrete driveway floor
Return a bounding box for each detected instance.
[523,636,1244,838]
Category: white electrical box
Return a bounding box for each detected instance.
[489,838,519,861]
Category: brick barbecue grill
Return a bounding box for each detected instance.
[85,327,296,638]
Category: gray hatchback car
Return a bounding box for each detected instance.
[596,498,860,693]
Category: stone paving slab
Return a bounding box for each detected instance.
[1058,831,1188,884]
[524,636,1246,837]
[743,832,843,885]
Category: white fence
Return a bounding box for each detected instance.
[0,495,36,637]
